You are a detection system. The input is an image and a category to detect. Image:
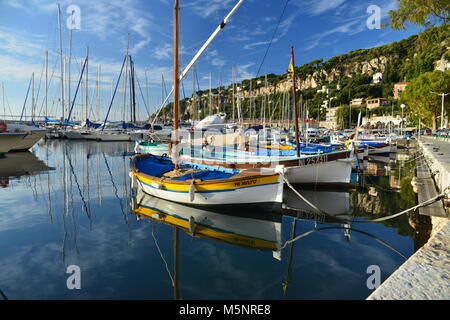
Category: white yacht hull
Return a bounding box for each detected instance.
[0,133,27,154]
[284,157,354,185]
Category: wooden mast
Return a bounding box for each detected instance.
[290,47,300,157]
[57,3,65,122]
[172,0,180,168]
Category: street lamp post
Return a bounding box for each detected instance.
[400,103,406,135]
[430,91,449,129]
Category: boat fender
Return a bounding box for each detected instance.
[151,182,161,189]
[134,142,140,154]
[129,172,135,188]
[0,122,7,133]
[189,180,196,202]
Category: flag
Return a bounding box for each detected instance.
[288,57,294,74]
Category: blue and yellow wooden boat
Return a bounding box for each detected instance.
[130,154,285,210]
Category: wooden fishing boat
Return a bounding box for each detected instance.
[130,153,284,210]
[180,148,355,186]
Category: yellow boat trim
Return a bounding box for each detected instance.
[134,206,277,250]
[133,171,279,193]
[263,145,293,150]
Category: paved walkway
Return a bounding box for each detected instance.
[367,137,449,300]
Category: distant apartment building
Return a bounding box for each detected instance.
[366,98,390,110]
[350,98,366,106]
[393,82,410,99]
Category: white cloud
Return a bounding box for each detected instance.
[292,0,347,16]
[2,0,154,54]
[236,62,255,82]
[184,0,235,18]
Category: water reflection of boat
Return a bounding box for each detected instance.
[282,188,353,221]
[132,189,282,255]
[0,151,53,177]
[45,140,134,158]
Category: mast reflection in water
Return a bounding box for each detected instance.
[0,140,424,299]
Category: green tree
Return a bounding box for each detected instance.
[387,0,450,29]
[401,70,450,129]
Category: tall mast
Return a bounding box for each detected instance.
[68,29,72,119]
[57,3,65,121]
[265,73,268,126]
[209,72,212,116]
[249,79,253,125]
[290,47,300,157]
[145,70,149,120]
[123,33,130,121]
[85,46,89,120]
[80,61,83,120]
[218,71,221,113]
[32,72,35,122]
[45,50,48,119]
[130,57,137,123]
[192,66,196,122]
[161,73,165,123]
[232,65,236,122]
[173,0,180,167]
[97,65,101,121]
[151,0,246,125]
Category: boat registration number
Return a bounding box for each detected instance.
[234,179,257,187]
[298,155,328,166]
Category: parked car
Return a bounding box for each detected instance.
[423,129,432,135]
[434,129,449,136]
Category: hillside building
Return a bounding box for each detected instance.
[393,82,410,99]
[366,98,390,110]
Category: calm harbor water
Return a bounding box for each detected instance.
[0,140,427,300]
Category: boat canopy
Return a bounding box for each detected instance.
[44,117,61,124]
[86,119,102,128]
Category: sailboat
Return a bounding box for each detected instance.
[5,123,47,151]
[130,0,284,210]
[0,130,28,155]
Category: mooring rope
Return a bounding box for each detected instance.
[284,175,448,224]
[353,187,449,223]
[283,176,324,214]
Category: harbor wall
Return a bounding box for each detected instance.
[367,137,449,300]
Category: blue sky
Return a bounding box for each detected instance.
[0,0,422,121]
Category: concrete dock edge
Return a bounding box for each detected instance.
[367,137,449,300]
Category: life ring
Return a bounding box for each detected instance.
[0,122,7,133]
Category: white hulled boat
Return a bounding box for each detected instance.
[0,132,27,155]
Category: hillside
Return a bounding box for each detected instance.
[157,24,449,122]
